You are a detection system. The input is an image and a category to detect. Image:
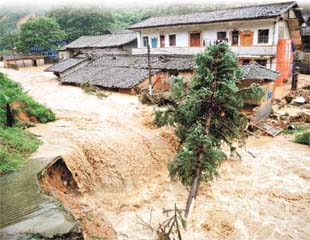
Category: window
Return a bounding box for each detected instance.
[217,31,227,41]
[255,59,267,67]
[143,36,149,47]
[232,31,239,46]
[169,35,176,46]
[258,29,269,44]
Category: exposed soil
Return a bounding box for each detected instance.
[1,65,310,239]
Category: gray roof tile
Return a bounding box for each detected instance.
[64,32,137,49]
[242,62,280,81]
[61,54,194,88]
[44,57,87,73]
[129,2,297,29]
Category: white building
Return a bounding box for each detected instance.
[128,1,303,84]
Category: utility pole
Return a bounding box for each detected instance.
[8,31,17,68]
[147,44,153,96]
[291,66,299,90]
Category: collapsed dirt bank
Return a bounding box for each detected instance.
[1,66,310,239]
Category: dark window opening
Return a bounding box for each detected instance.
[217,31,227,41]
[258,29,269,44]
[242,59,251,65]
[143,36,149,47]
[232,31,239,46]
[169,35,176,46]
[169,71,179,77]
[255,59,267,67]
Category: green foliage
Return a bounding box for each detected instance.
[0,9,26,52]
[0,73,55,173]
[47,7,113,42]
[155,43,264,187]
[16,17,66,52]
[0,73,55,126]
[0,127,40,173]
[294,132,310,145]
[282,123,306,135]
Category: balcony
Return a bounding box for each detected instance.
[132,45,277,57]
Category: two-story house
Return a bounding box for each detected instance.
[128,1,303,85]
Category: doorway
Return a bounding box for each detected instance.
[241,30,253,46]
[189,32,201,47]
[160,35,165,48]
[32,59,37,66]
[232,31,239,46]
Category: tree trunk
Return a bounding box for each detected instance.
[185,116,212,218]
[185,161,202,218]
[6,103,15,127]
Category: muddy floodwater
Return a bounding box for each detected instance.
[1,66,310,239]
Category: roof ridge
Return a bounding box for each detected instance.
[134,1,296,21]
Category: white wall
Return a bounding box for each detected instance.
[136,19,287,48]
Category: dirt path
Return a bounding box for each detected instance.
[1,66,310,239]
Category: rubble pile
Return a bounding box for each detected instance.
[284,88,310,104]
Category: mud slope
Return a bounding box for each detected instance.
[1,66,310,239]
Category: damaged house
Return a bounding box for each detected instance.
[59,54,195,94]
[240,62,280,121]
[128,1,304,86]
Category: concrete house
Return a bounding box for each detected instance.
[128,1,304,86]
[3,54,44,69]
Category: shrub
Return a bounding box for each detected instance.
[0,73,55,173]
[0,72,55,126]
[295,132,310,145]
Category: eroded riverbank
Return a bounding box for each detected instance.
[1,66,310,239]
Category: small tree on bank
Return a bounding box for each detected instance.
[155,43,264,217]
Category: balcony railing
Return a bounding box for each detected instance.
[132,45,277,56]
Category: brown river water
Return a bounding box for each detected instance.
[0,65,309,239]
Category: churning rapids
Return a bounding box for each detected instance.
[1,65,310,239]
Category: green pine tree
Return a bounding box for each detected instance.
[155,43,264,217]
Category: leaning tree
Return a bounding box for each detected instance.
[155,43,264,217]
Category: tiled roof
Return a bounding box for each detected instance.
[129,2,297,29]
[61,54,195,89]
[64,32,137,49]
[242,62,280,81]
[44,57,87,73]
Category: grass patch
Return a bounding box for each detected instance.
[0,72,55,126]
[80,81,108,99]
[295,132,310,145]
[0,73,55,173]
[0,127,40,173]
[281,122,306,135]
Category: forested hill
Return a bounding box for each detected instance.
[0,3,228,54]
[0,1,309,54]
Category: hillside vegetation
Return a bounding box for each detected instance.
[0,73,55,173]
